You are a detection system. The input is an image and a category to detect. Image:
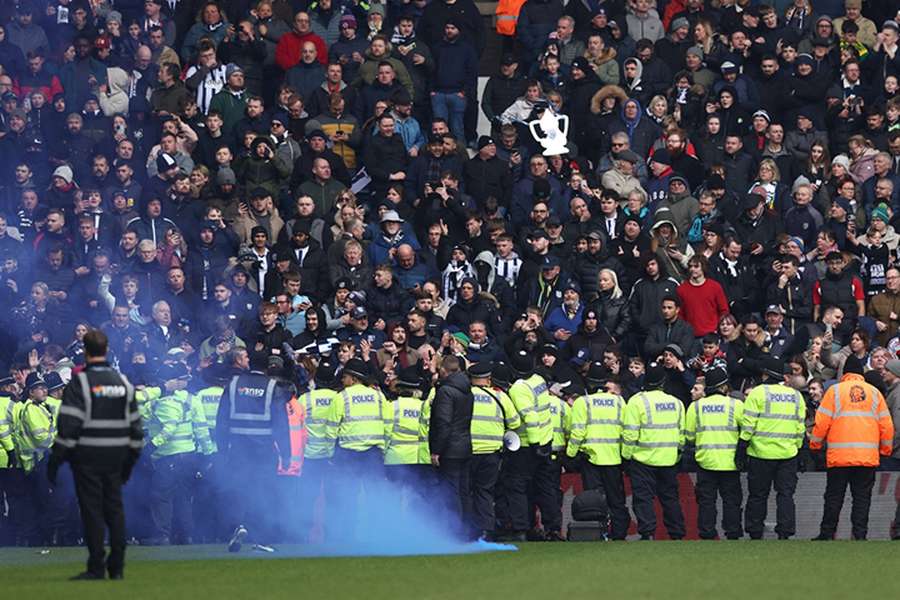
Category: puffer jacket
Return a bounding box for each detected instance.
[99,67,130,116]
[429,371,474,459]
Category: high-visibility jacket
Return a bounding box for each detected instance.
[14,398,57,473]
[686,394,744,471]
[385,395,423,465]
[622,390,685,467]
[509,374,553,447]
[417,388,435,464]
[810,374,894,467]
[148,390,213,459]
[195,385,224,453]
[301,387,339,459]
[549,395,570,454]
[471,385,521,455]
[740,383,805,460]
[331,383,390,452]
[496,0,527,36]
[0,396,22,469]
[278,395,307,475]
[136,386,161,431]
[566,392,624,466]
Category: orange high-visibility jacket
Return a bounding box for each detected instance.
[277,395,307,476]
[496,0,527,36]
[810,374,894,467]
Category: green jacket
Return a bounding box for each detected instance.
[686,394,744,471]
[301,387,339,459]
[208,88,249,137]
[148,390,214,459]
[385,395,423,465]
[740,384,805,460]
[509,375,553,447]
[470,385,520,455]
[567,392,625,466]
[622,389,685,467]
[0,396,22,468]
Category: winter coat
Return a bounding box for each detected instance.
[98,68,130,116]
[429,371,474,459]
[590,290,632,341]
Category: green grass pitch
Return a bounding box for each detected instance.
[2,541,897,599]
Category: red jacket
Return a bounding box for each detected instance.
[275,31,328,71]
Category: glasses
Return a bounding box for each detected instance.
[611,142,626,147]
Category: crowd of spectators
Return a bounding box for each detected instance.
[0,0,899,467]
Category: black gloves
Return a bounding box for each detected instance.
[734,440,750,471]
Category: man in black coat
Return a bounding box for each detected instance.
[429,355,474,539]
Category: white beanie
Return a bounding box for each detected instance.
[52,165,74,184]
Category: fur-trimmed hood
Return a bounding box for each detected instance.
[590,84,628,115]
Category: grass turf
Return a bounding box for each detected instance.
[2,541,896,599]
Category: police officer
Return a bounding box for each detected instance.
[468,361,520,540]
[48,330,143,580]
[385,367,427,484]
[685,367,744,540]
[217,354,293,551]
[297,358,340,541]
[622,362,686,540]
[496,350,556,541]
[566,362,629,540]
[329,358,390,540]
[145,363,213,546]
[737,358,806,540]
[0,376,22,545]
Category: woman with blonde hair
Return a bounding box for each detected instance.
[749,158,789,212]
[157,227,188,269]
[590,268,631,343]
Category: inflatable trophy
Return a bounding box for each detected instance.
[528,108,570,156]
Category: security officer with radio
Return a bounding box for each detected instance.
[737,358,806,540]
[217,354,293,552]
[497,350,556,541]
[468,361,520,539]
[685,367,744,540]
[49,330,143,581]
[622,362,686,540]
[566,362,629,540]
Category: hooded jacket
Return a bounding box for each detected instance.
[99,67,131,116]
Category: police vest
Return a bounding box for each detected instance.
[385,396,423,465]
[509,375,553,447]
[227,375,278,438]
[567,392,624,466]
[0,396,22,469]
[549,396,569,454]
[149,390,205,458]
[622,390,685,467]
[14,398,57,472]
[302,388,339,459]
[471,385,505,455]
[686,394,743,471]
[195,385,224,453]
[337,383,388,452]
[740,384,805,460]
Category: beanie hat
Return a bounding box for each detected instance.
[52,165,74,184]
[872,203,890,224]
